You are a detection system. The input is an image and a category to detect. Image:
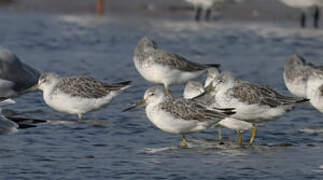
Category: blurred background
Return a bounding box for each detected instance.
[0,0,313,22]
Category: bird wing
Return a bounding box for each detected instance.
[153,49,219,72]
[102,81,131,91]
[55,76,110,98]
[159,98,232,122]
[231,82,306,107]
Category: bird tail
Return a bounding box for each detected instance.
[204,108,236,123]
[205,64,221,68]
[211,107,236,115]
[278,96,309,105]
[295,98,309,104]
[104,81,132,91]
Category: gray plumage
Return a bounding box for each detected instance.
[283,55,323,98]
[0,48,40,97]
[134,37,219,72]
[159,97,234,122]
[213,72,308,108]
[284,55,312,82]
[230,82,308,107]
[40,73,131,99]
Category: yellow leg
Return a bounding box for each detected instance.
[237,130,242,145]
[78,114,83,121]
[182,135,188,148]
[218,127,222,140]
[249,124,256,145]
[165,87,172,97]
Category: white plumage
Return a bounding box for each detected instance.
[35,73,131,120]
[306,69,323,112]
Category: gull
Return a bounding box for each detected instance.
[123,86,235,148]
[133,37,220,96]
[32,72,131,120]
[0,48,40,97]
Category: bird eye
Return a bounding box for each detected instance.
[149,93,155,96]
[40,78,46,83]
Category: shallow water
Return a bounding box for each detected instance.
[1,12,323,179]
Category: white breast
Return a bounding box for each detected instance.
[307,78,323,112]
[283,73,307,98]
[145,104,211,134]
[215,89,289,122]
[186,0,219,9]
[135,57,205,86]
[43,90,116,115]
[218,118,252,132]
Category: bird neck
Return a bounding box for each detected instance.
[41,82,58,97]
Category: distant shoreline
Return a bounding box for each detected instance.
[0,0,302,22]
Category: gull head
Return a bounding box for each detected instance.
[136,37,158,53]
[184,81,205,99]
[37,72,61,91]
[123,86,165,112]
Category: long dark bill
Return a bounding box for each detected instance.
[122,99,146,112]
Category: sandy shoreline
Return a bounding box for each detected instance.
[0,0,303,22]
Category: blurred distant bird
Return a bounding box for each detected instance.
[279,0,323,28]
[32,73,131,120]
[185,0,244,21]
[185,0,219,21]
[283,55,323,98]
[133,37,220,96]
[0,48,40,98]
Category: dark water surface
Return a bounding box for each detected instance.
[1,13,323,179]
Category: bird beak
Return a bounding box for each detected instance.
[192,85,216,100]
[207,86,216,93]
[27,84,40,92]
[123,99,146,112]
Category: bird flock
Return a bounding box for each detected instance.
[0,36,322,148]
